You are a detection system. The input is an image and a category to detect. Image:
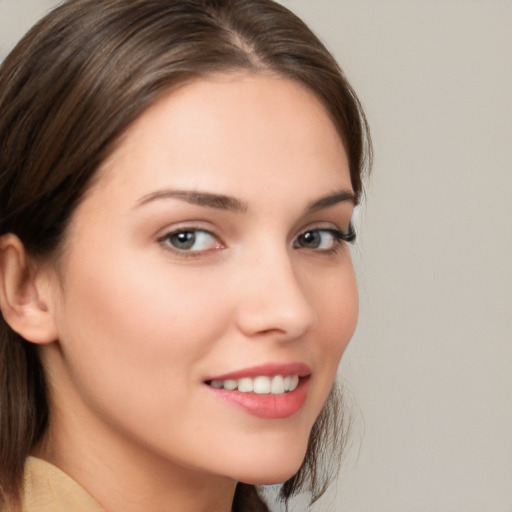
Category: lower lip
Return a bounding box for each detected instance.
[205,378,309,419]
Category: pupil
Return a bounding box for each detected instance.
[301,231,320,248]
[171,231,195,249]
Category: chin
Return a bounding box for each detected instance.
[230,443,309,486]
[241,469,301,487]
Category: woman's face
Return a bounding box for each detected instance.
[42,74,358,486]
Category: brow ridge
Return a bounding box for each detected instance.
[306,190,356,212]
[136,188,355,214]
[136,190,248,213]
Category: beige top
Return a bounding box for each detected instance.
[20,456,104,512]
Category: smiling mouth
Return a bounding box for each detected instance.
[204,366,311,418]
[205,375,301,395]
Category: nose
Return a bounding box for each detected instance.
[234,248,318,341]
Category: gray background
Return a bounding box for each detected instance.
[1,1,511,511]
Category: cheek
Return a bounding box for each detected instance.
[312,258,358,351]
[306,259,358,405]
[326,276,358,359]
[54,247,232,414]
[62,247,229,348]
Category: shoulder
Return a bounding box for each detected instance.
[20,457,104,512]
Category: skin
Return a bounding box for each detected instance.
[31,73,358,512]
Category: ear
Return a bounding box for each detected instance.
[0,234,59,344]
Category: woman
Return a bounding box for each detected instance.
[0,0,371,510]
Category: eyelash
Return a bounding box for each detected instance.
[158,229,222,257]
[158,224,356,257]
[294,224,356,253]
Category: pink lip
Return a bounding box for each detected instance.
[204,362,311,382]
[204,362,311,420]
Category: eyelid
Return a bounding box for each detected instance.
[154,219,219,241]
[339,222,356,243]
[156,224,225,257]
[293,222,356,252]
[297,222,355,240]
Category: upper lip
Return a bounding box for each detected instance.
[204,362,312,382]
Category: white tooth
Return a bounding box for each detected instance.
[271,375,285,395]
[238,377,254,393]
[289,375,299,392]
[284,376,291,392]
[223,379,237,391]
[210,380,223,389]
[253,376,271,394]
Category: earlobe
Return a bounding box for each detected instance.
[0,233,58,344]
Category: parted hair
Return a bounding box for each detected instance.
[0,0,371,509]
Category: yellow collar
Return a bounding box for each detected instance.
[22,456,104,512]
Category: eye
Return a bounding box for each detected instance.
[160,229,222,253]
[294,226,355,251]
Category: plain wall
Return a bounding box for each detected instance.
[1,1,511,511]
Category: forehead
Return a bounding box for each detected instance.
[91,73,351,205]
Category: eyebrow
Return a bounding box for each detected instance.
[136,190,248,213]
[135,188,355,213]
[306,190,357,212]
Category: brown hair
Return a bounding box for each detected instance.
[0,0,371,509]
